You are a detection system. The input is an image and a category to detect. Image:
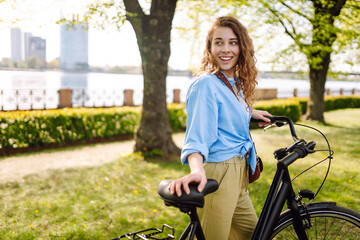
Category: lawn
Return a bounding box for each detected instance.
[0,109,359,239]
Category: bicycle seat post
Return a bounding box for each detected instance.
[158,179,219,240]
[178,207,205,240]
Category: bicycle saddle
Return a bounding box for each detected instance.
[157,179,219,210]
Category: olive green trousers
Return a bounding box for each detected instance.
[198,156,258,240]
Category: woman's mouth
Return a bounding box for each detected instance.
[219,57,233,61]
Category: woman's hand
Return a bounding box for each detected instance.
[251,109,272,128]
[168,153,207,197]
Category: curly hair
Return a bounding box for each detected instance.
[197,16,258,107]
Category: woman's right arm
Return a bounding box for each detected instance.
[169,76,217,197]
[168,152,207,197]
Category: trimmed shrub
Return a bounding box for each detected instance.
[0,107,141,152]
[292,96,360,114]
[167,103,187,132]
[254,99,302,122]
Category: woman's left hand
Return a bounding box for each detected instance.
[251,109,272,128]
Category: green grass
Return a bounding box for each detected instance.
[0,109,359,239]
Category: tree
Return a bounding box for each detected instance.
[243,0,360,122]
[66,0,180,159]
[124,0,180,158]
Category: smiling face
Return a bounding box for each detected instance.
[210,26,239,78]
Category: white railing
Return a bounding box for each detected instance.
[0,87,358,111]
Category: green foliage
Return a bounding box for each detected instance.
[294,96,360,114]
[141,149,164,158]
[241,0,360,71]
[324,95,360,111]
[167,103,187,132]
[0,107,141,153]
[255,99,302,122]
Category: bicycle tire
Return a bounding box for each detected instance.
[271,202,360,239]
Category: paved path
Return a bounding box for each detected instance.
[0,133,185,183]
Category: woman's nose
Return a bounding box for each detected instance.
[221,43,230,52]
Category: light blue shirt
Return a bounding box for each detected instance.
[181,72,257,173]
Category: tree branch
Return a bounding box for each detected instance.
[279,0,311,22]
[265,3,307,51]
[123,0,145,33]
[331,0,347,16]
[266,6,294,41]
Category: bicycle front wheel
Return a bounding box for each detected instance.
[272,202,360,239]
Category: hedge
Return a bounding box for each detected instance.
[293,96,360,114]
[0,96,359,154]
[254,99,302,122]
[0,107,141,153]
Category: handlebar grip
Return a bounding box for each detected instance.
[250,116,275,123]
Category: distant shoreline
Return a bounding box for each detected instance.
[0,67,359,81]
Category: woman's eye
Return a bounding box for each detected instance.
[214,41,222,46]
[230,41,238,45]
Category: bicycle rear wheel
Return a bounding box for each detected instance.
[272,202,360,239]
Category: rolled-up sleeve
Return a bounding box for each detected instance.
[181,78,218,164]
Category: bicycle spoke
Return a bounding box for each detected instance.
[272,208,360,240]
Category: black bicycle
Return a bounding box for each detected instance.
[112,116,360,240]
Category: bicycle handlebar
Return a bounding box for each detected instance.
[251,116,299,142]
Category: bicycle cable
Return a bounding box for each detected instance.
[290,123,334,201]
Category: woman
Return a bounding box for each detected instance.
[168,16,271,239]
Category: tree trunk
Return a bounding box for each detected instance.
[124,0,180,158]
[306,54,331,123]
[305,0,346,123]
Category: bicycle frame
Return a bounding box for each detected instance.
[252,150,308,240]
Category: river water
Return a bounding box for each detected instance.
[0,70,359,109]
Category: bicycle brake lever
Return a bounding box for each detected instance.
[264,123,276,131]
[264,121,287,131]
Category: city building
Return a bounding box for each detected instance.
[24,33,46,62]
[24,32,32,61]
[60,24,89,71]
[11,28,22,63]
[29,37,46,62]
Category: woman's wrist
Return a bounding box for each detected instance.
[188,153,205,174]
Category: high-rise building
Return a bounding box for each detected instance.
[23,32,46,62]
[11,28,22,63]
[24,32,32,61]
[29,37,46,61]
[60,24,89,71]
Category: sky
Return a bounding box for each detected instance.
[0,0,204,70]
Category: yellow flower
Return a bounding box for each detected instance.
[29,225,34,228]
[34,209,39,214]
[152,209,157,213]
[83,224,87,228]
[133,190,139,194]
[141,219,145,222]
[117,212,121,215]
